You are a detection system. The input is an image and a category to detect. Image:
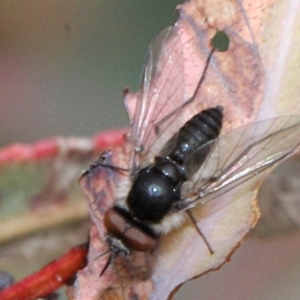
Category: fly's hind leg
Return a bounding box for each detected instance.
[186,209,214,255]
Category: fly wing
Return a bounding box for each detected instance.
[127,26,185,172]
[178,115,300,210]
[127,26,190,173]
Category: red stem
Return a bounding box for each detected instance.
[0,244,88,300]
[0,128,127,164]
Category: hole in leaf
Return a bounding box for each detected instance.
[211,31,229,52]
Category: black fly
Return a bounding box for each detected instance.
[81,26,300,276]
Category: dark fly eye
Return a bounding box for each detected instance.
[103,207,127,239]
[123,226,156,252]
[104,207,156,252]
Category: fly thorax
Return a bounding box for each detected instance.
[126,160,185,223]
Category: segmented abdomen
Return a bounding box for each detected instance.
[167,106,223,166]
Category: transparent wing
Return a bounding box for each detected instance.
[127,26,188,173]
[176,115,300,211]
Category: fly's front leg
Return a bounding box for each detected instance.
[82,151,129,177]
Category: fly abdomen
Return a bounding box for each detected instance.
[167,106,223,167]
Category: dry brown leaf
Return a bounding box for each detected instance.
[70,0,300,299]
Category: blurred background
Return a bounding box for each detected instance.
[1,1,300,300]
[0,0,181,145]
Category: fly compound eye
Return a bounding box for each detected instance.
[103,207,126,239]
[123,226,156,252]
[104,207,157,252]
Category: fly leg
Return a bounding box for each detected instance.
[186,209,214,254]
[83,151,129,176]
